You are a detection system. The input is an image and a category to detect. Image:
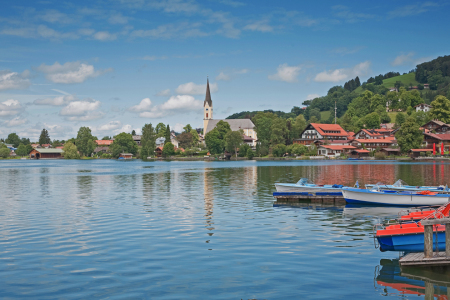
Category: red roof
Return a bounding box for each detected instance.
[354,149,370,153]
[410,149,433,152]
[319,145,357,151]
[424,133,450,141]
[354,138,395,143]
[96,140,114,146]
[55,146,64,149]
[242,134,255,141]
[310,123,348,137]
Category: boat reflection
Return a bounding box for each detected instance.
[375,258,450,298]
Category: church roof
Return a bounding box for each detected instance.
[205,119,255,134]
[204,78,212,107]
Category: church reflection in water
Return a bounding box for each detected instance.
[375,258,450,298]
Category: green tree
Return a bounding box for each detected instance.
[291,144,308,156]
[364,112,380,129]
[224,131,243,158]
[131,130,136,136]
[15,143,28,156]
[290,115,307,140]
[252,112,276,156]
[183,124,192,133]
[5,133,21,148]
[162,142,175,157]
[215,121,231,139]
[141,123,156,159]
[309,108,321,121]
[205,128,222,155]
[20,137,30,145]
[272,144,287,157]
[246,148,255,159]
[190,129,199,145]
[387,91,399,110]
[110,133,138,158]
[270,117,288,146]
[177,132,193,149]
[165,124,171,145]
[0,147,10,158]
[411,111,431,126]
[39,129,51,145]
[309,115,319,124]
[102,136,111,140]
[380,112,391,123]
[430,95,450,123]
[395,117,423,153]
[395,112,407,128]
[62,142,80,159]
[155,123,166,138]
[76,127,96,157]
[238,143,251,157]
[25,144,33,154]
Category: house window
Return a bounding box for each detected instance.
[206,108,208,111]
[206,113,208,118]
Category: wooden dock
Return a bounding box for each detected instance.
[273,192,346,205]
[400,252,450,267]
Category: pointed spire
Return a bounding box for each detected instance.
[204,77,212,107]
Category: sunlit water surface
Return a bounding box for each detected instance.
[1,159,450,299]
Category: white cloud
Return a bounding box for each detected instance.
[140,55,168,61]
[173,123,184,132]
[307,94,320,100]
[131,22,208,39]
[109,13,128,24]
[97,121,122,131]
[268,64,301,82]
[387,2,439,18]
[131,95,202,118]
[0,99,24,117]
[33,95,76,106]
[216,72,230,81]
[244,20,273,32]
[156,89,171,96]
[314,61,371,82]
[128,98,152,112]
[236,69,249,74]
[4,116,27,127]
[0,70,31,91]
[36,61,112,84]
[391,53,415,66]
[93,31,117,41]
[60,100,101,116]
[175,82,218,95]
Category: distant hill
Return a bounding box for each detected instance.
[382,72,419,88]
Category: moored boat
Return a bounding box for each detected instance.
[275,178,344,194]
[342,187,450,206]
[365,179,449,193]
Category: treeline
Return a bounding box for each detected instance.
[367,72,401,85]
[415,55,450,91]
[226,108,301,120]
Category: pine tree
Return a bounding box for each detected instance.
[141,123,156,159]
[355,76,361,87]
[39,129,51,145]
[165,124,171,144]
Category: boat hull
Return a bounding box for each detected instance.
[342,188,450,206]
[275,183,342,194]
[377,232,446,252]
[365,184,449,193]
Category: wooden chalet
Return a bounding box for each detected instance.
[409,149,433,158]
[317,145,356,157]
[29,148,63,159]
[380,148,401,156]
[351,138,396,151]
[422,120,446,132]
[350,149,370,158]
[294,123,350,146]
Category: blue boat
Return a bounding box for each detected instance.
[376,229,446,252]
[275,178,344,194]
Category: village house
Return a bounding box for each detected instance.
[350,149,370,158]
[354,128,395,140]
[95,140,114,146]
[415,103,432,112]
[156,136,179,148]
[132,135,141,145]
[409,149,433,158]
[29,148,63,159]
[317,145,357,157]
[351,138,396,151]
[294,123,350,146]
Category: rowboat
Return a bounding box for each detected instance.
[275,178,344,193]
[375,203,450,252]
[342,187,450,206]
[365,179,449,193]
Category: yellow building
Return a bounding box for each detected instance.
[203,79,257,147]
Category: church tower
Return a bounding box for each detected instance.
[203,78,213,134]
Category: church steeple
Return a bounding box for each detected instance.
[204,77,212,107]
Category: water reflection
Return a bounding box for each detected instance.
[375,259,450,298]
[204,169,214,249]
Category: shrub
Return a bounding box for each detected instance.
[198,150,209,156]
[420,152,425,157]
[101,153,112,159]
[272,144,287,157]
[238,144,251,157]
[374,152,386,160]
[0,148,10,158]
[246,148,255,159]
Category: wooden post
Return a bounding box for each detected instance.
[424,225,433,258]
[425,281,434,300]
[446,223,450,257]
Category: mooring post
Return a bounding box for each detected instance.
[446,223,450,257]
[425,281,434,300]
[424,224,433,258]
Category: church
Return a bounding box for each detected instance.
[203,79,257,147]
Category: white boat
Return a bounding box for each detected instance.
[365,179,449,193]
[275,178,344,194]
[342,187,450,206]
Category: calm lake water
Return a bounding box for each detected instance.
[1,159,450,299]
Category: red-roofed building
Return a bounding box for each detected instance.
[354,128,395,139]
[95,140,114,146]
[242,134,255,147]
[409,148,434,158]
[317,145,357,157]
[294,123,348,145]
[423,132,450,152]
[350,149,370,158]
[351,138,396,150]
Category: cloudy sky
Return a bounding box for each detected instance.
[0,0,448,140]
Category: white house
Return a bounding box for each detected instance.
[317,145,357,157]
[415,103,432,112]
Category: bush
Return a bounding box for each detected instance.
[238,144,251,157]
[272,144,287,157]
[198,150,209,156]
[101,153,112,159]
[374,152,386,160]
[0,147,10,158]
[246,148,255,159]
[420,152,425,157]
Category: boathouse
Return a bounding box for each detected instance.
[29,148,63,159]
[409,149,433,158]
[119,153,133,159]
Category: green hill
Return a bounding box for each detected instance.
[382,73,419,88]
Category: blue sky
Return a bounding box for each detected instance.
[0,0,449,140]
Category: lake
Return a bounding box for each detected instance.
[1,159,450,299]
